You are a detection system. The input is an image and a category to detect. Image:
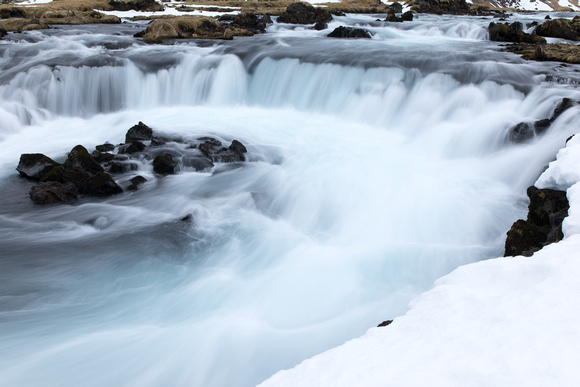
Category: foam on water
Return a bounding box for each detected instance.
[0,14,579,387]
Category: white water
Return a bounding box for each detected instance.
[1,13,579,387]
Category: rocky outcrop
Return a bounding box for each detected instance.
[489,22,545,44]
[507,42,580,64]
[108,0,164,12]
[230,13,267,34]
[277,2,333,25]
[16,122,249,204]
[327,26,373,39]
[134,16,252,42]
[505,186,569,257]
[410,0,471,15]
[0,7,26,19]
[536,17,580,41]
[506,98,577,144]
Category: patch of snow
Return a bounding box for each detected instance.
[559,0,580,10]
[15,0,54,5]
[381,1,412,12]
[260,137,580,386]
[98,6,239,19]
[517,0,553,11]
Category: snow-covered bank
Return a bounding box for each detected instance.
[260,135,580,386]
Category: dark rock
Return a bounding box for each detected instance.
[526,186,569,228]
[153,154,177,174]
[401,11,414,21]
[488,22,546,44]
[328,26,373,39]
[108,0,164,12]
[386,11,403,23]
[182,156,214,171]
[231,13,266,33]
[127,175,147,191]
[536,18,580,41]
[64,145,104,174]
[16,153,60,180]
[92,151,115,163]
[507,122,534,143]
[87,172,123,196]
[180,214,193,222]
[0,27,7,38]
[29,181,78,205]
[504,186,569,257]
[198,139,247,163]
[388,2,403,13]
[229,139,247,156]
[277,2,333,25]
[377,320,393,327]
[545,15,551,20]
[120,141,146,154]
[108,161,139,174]
[551,97,576,121]
[533,119,551,135]
[96,143,115,152]
[126,121,153,143]
[331,11,346,17]
[313,21,328,31]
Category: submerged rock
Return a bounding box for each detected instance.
[507,122,534,143]
[16,153,60,180]
[127,175,147,191]
[328,26,373,39]
[504,186,569,257]
[277,2,333,25]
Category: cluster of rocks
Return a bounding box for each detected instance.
[504,186,569,257]
[409,0,471,15]
[489,21,545,44]
[384,3,414,23]
[277,2,332,25]
[16,122,248,205]
[506,98,576,144]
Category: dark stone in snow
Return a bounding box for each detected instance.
[377,320,393,327]
[504,186,569,257]
[16,153,60,180]
[29,181,78,205]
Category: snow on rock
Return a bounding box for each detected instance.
[260,137,580,386]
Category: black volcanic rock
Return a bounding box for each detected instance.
[29,181,78,204]
[16,153,60,180]
[126,121,153,143]
[328,26,373,39]
[505,186,569,257]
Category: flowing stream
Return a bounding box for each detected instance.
[1,12,579,387]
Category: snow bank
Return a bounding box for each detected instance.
[260,136,580,386]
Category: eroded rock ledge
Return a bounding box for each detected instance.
[16,122,248,205]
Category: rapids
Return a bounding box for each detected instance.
[1,12,579,387]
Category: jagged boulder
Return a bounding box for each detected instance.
[536,17,580,41]
[126,121,153,143]
[402,11,414,21]
[328,26,373,39]
[489,22,545,44]
[277,2,333,25]
[29,181,78,205]
[505,186,569,257]
[64,145,104,174]
[16,153,60,180]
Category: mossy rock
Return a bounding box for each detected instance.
[64,145,104,174]
[134,16,248,42]
[536,17,580,41]
[0,18,48,32]
[277,2,332,24]
[87,172,123,196]
[16,153,61,180]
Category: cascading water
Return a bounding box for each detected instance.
[1,12,579,387]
